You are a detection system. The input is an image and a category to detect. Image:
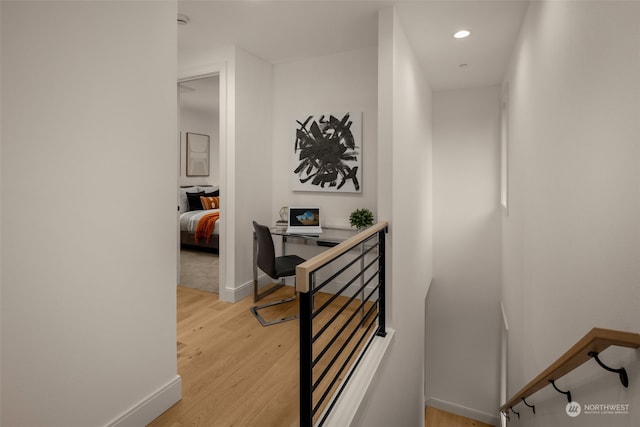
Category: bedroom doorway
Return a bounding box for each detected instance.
[178,74,221,294]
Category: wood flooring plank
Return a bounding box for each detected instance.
[149,286,385,427]
[148,286,300,427]
[425,406,495,427]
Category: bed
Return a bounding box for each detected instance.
[180,185,221,252]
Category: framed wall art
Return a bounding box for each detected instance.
[186,132,210,177]
[292,112,362,193]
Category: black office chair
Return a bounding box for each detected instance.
[250,221,306,326]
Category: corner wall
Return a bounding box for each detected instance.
[352,8,433,426]
[1,2,179,426]
[231,47,274,300]
[427,85,502,425]
[502,2,640,425]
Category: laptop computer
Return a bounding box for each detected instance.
[286,207,323,235]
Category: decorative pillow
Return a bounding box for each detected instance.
[186,191,206,211]
[203,190,219,197]
[200,196,220,210]
[179,187,202,213]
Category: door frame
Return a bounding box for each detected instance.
[178,62,233,301]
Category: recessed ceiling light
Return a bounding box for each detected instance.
[453,30,471,39]
[177,14,190,26]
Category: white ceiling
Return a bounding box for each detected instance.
[179,76,220,119]
[178,0,529,94]
[396,1,529,90]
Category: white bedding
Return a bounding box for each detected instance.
[180,209,221,235]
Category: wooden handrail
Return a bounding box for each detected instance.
[295,221,388,293]
[500,327,640,413]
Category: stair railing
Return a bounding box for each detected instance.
[297,221,388,427]
[500,327,640,420]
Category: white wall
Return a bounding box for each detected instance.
[179,77,220,187]
[352,8,433,426]
[1,2,179,426]
[232,48,274,300]
[427,86,502,425]
[271,47,378,230]
[502,2,640,425]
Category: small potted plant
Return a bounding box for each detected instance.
[349,208,374,232]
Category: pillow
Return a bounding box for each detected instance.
[197,185,219,193]
[200,196,220,210]
[186,191,206,211]
[179,187,202,213]
[203,190,219,197]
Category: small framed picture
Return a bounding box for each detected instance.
[186,133,210,177]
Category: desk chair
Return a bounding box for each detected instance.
[251,221,306,326]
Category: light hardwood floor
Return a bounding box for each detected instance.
[425,406,495,427]
[149,286,493,427]
[149,286,300,427]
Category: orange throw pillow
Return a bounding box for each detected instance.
[200,196,220,210]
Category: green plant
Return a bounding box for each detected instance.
[349,208,374,230]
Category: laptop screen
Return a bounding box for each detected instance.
[288,208,320,228]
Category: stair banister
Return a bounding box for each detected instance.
[500,327,640,415]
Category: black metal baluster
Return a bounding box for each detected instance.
[300,277,314,427]
[377,228,387,337]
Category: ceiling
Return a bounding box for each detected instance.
[178,0,529,93]
[179,76,219,119]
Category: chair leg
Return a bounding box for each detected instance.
[250,289,298,326]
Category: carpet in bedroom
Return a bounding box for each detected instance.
[180,249,219,293]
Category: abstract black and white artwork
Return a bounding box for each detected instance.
[292,112,362,193]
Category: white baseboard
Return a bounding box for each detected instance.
[221,275,264,303]
[107,375,182,427]
[225,279,253,302]
[227,274,293,303]
[425,397,500,427]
